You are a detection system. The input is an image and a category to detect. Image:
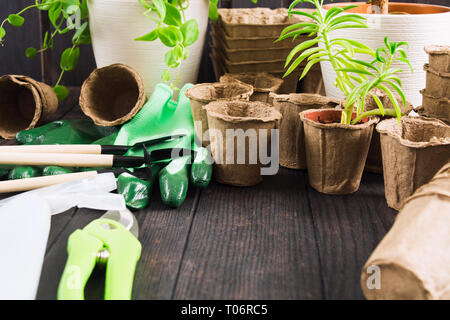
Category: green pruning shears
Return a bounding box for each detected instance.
[57,210,141,300]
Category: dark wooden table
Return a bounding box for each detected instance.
[1,90,397,300]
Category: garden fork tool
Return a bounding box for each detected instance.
[57,209,141,300]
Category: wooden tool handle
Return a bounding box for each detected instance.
[0,171,98,193]
[0,152,114,167]
[0,145,102,154]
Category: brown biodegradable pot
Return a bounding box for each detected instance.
[377,116,450,210]
[300,109,379,194]
[271,94,342,169]
[364,88,414,173]
[0,75,58,139]
[361,163,450,300]
[220,72,283,103]
[185,82,253,145]
[424,63,450,98]
[420,89,450,124]
[204,100,282,186]
[80,63,146,126]
[424,44,450,73]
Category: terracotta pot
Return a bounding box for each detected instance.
[204,100,282,186]
[80,63,146,126]
[0,75,58,139]
[271,94,342,169]
[377,116,450,210]
[361,163,450,300]
[320,2,450,107]
[220,72,283,104]
[300,109,379,194]
[185,82,254,145]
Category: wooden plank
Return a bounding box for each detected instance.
[37,187,201,300]
[0,0,42,80]
[306,172,396,300]
[173,168,324,299]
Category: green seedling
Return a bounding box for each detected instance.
[278,0,413,124]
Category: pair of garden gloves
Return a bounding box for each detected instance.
[6,83,212,210]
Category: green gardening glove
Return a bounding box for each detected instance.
[114,83,212,208]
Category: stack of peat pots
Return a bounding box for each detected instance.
[376,45,450,211]
[210,8,325,95]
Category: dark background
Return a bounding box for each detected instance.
[1,0,449,87]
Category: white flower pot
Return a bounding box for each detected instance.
[87,0,209,97]
[320,2,450,107]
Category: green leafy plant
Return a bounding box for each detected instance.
[136,0,257,90]
[278,0,413,124]
[0,0,91,101]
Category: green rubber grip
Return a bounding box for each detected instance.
[57,230,104,300]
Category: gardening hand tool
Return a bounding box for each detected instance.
[0,174,125,300]
[114,83,213,208]
[57,209,141,300]
[1,134,186,155]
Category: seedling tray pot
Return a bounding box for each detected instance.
[185,82,254,145]
[424,45,450,73]
[361,163,450,300]
[220,73,284,103]
[80,63,146,126]
[0,75,58,139]
[420,89,450,124]
[204,100,281,186]
[300,109,379,194]
[376,116,450,210]
[424,63,450,98]
[272,94,342,169]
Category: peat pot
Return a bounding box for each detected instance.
[0,75,58,139]
[271,94,341,170]
[204,100,282,186]
[321,2,450,107]
[362,163,450,300]
[87,0,209,97]
[300,109,379,194]
[377,116,450,210]
[185,82,254,145]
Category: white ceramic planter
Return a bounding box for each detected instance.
[87,0,209,97]
[319,3,450,107]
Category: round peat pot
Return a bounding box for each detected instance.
[320,2,450,107]
[300,109,379,194]
[377,116,450,210]
[271,93,342,170]
[185,82,253,146]
[361,163,450,300]
[220,72,284,104]
[204,100,282,186]
[420,90,450,124]
[80,63,146,126]
[425,45,450,73]
[0,75,58,139]
[424,63,450,98]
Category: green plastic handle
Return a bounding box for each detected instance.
[57,229,104,300]
[84,218,142,300]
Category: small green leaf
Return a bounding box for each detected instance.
[180,19,199,46]
[164,3,182,26]
[8,14,25,27]
[26,47,38,58]
[0,27,6,41]
[164,49,180,68]
[53,85,69,101]
[161,69,171,82]
[135,29,159,41]
[158,26,183,47]
[138,0,152,9]
[60,47,80,71]
[208,0,219,21]
[152,0,166,20]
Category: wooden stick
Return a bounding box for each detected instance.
[0,145,102,154]
[0,171,98,193]
[0,152,114,167]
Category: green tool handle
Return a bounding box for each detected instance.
[57,230,104,300]
[104,244,141,300]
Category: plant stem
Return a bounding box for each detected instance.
[351,108,397,124]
